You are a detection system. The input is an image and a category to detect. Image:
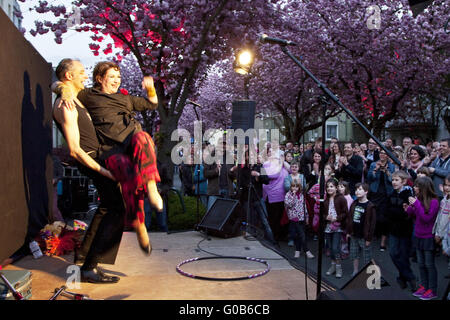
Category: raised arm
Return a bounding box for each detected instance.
[53,98,115,181]
[142,76,158,105]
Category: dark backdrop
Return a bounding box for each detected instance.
[0,9,53,262]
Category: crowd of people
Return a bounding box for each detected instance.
[179,135,450,300]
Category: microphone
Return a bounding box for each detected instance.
[259,34,297,46]
[186,100,203,108]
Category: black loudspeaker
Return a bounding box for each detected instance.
[197,198,243,238]
[231,100,255,131]
[58,177,89,215]
[317,261,413,300]
[408,0,434,17]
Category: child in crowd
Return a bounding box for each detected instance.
[284,161,306,247]
[338,180,353,258]
[324,179,348,278]
[386,170,416,292]
[442,223,450,274]
[284,180,314,259]
[346,183,377,276]
[307,164,335,241]
[416,166,431,178]
[338,180,354,210]
[433,174,450,279]
[407,176,440,300]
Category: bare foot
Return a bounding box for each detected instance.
[147,180,163,212]
[133,220,151,255]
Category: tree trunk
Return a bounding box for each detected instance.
[156,116,179,188]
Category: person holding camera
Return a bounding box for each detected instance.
[367,150,395,251]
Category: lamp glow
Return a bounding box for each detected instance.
[234,50,253,75]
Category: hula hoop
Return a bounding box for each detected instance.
[176,256,270,281]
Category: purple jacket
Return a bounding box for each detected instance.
[406,198,439,239]
[262,160,288,203]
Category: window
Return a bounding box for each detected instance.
[326,122,338,141]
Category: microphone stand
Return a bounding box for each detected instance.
[273,44,402,299]
[195,164,201,227]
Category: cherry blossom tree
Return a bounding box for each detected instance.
[293,0,449,136]
[22,0,280,174]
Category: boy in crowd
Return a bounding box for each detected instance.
[346,183,377,276]
[385,170,417,291]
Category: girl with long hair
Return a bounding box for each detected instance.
[406,176,439,300]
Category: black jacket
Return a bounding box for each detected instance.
[236,163,269,202]
[78,88,157,158]
[335,155,364,195]
[385,187,414,237]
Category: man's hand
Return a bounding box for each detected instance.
[365,241,371,247]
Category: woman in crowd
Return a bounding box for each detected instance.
[367,149,395,251]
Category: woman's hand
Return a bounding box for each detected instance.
[142,76,155,91]
[408,196,417,206]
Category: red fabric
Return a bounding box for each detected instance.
[131,131,161,190]
[105,131,160,225]
[280,208,289,226]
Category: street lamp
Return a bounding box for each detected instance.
[233,49,254,99]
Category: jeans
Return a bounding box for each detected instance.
[416,249,438,292]
[325,232,342,261]
[388,235,416,282]
[144,198,168,232]
[289,221,307,252]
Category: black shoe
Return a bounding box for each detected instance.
[81,267,120,284]
[74,249,85,264]
[396,277,407,289]
[407,279,417,292]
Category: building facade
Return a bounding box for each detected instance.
[0,0,22,29]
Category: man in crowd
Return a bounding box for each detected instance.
[429,137,450,200]
[335,142,364,196]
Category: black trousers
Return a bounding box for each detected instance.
[78,167,126,269]
[266,201,285,241]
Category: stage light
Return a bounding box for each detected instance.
[233,49,253,75]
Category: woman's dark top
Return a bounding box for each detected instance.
[77,87,157,158]
[53,101,100,157]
